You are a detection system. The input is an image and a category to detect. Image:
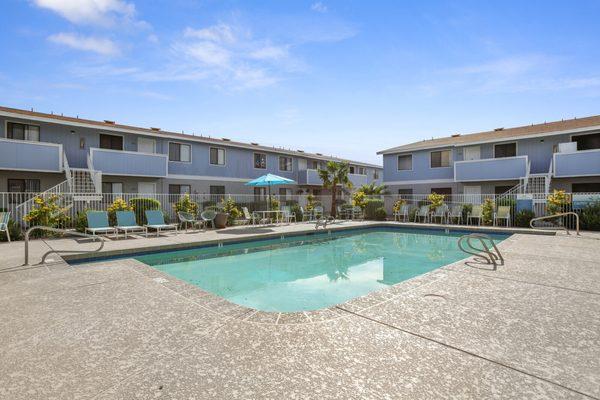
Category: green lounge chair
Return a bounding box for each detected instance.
[467,205,483,226]
[494,206,511,226]
[448,204,463,225]
[352,206,364,220]
[394,204,409,222]
[144,210,178,237]
[116,211,147,238]
[431,204,449,224]
[414,205,430,223]
[85,211,117,238]
[0,212,11,243]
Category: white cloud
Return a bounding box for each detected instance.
[177,41,231,66]
[184,24,235,44]
[33,0,136,26]
[311,2,327,13]
[48,32,120,56]
[249,45,289,61]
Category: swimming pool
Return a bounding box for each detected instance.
[136,228,509,312]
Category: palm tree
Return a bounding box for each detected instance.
[318,161,353,217]
[358,182,388,195]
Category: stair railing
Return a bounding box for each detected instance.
[24,225,105,265]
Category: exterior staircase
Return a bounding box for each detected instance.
[15,152,102,226]
[497,160,553,216]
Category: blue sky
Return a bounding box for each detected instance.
[2,0,600,164]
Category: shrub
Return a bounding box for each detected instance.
[462,204,473,223]
[0,219,22,241]
[107,197,133,226]
[481,198,494,226]
[374,207,387,221]
[291,204,303,222]
[580,201,600,231]
[201,200,217,210]
[427,192,445,211]
[75,210,88,233]
[392,199,406,213]
[364,199,385,220]
[220,196,241,225]
[269,195,280,211]
[351,191,367,209]
[129,198,161,225]
[515,209,536,228]
[306,194,316,212]
[547,190,571,215]
[174,194,199,216]
[23,195,70,235]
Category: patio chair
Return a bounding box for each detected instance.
[414,205,430,223]
[494,206,511,227]
[281,206,296,223]
[314,206,324,220]
[431,204,449,224]
[178,211,203,231]
[351,206,364,220]
[447,204,463,225]
[467,205,483,226]
[145,210,178,237]
[85,211,117,239]
[394,204,409,222]
[200,209,217,229]
[0,212,11,243]
[116,211,147,238]
[241,207,255,225]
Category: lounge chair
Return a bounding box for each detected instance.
[85,211,117,239]
[116,211,147,238]
[394,204,409,222]
[0,212,11,242]
[431,204,449,224]
[467,205,483,226]
[200,209,217,229]
[241,207,255,225]
[447,204,463,225]
[494,206,511,226]
[178,211,203,231]
[414,205,430,223]
[352,206,363,220]
[145,210,178,237]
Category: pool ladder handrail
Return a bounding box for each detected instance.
[457,233,504,267]
[24,225,106,266]
[530,212,580,236]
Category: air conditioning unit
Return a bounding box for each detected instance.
[558,142,577,153]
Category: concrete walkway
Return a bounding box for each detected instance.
[1,223,599,399]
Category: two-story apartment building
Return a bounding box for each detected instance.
[0,106,381,199]
[378,115,600,197]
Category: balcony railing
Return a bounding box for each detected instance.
[348,173,368,187]
[297,169,323,185]
[0,138,63,173]
[89,148,168,177]
[553,149,600,178]
[454,156,528,182]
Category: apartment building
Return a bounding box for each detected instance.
[378,115,600,197]
[0,106,382,199]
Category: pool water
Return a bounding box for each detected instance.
[136,228,508,312]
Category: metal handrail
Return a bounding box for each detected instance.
[24,225,105,265]
[458,233,504,268]
[530,212,580,235]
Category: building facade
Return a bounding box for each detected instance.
[0,106,382,199]
[378,116,600,196]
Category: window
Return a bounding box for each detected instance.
[209,147,225,165]
[374,170,380,179]
[6,122,40,141]
[279,156,293,172]
[397,189,413,199]
[254,153,267,169]
[431,187,452,196]
[169,184,191,195]
[102,182,123,194]
[572,182,600,192]
[8,179,40,192]
[430,150,451,168]
[99,134,123,150]
[357,167,366,175]
[310,160,321,169]
[254,187,267,199]
[209,185,225,195]
[494,143,517,158]
[397,154,412,170]
[169,142,191,162]
[572,133,600,151]
[494,186,513,195]
[279,188,292,201]
[349,166,355,174]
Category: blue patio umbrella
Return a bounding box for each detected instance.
[245,173,296,210]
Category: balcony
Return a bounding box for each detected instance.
[553,149,600,178]
[0,138,63,172]
[454,156,528,182]
[348,173,368,187]
[90,148,168,177]
[297,169,322,185]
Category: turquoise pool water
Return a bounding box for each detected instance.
[136,228,508,312]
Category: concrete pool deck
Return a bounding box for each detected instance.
[1,222,599,399]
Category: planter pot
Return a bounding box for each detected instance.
[214,212,229,229]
